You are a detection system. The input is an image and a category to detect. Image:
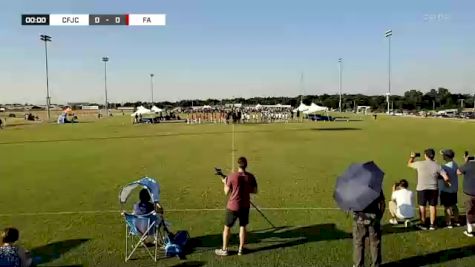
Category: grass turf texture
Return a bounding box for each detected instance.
[1,115,475,266]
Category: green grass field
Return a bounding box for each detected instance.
[1,115,475,266]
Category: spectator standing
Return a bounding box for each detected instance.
[408,148,450,230]
[457,152,475,237]
[439,149,461,228]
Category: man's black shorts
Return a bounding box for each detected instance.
[417,190,439,206]
[225,209,250,227]
[440,192,457,207]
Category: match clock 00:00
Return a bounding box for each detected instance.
[22,15,50,25]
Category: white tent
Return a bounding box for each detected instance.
[131,106,152,117]
[303,103,329,114]
[255,104,263,109]
[151,106,163,113]
[293,102,310,112]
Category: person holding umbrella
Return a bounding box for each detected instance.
[334,161,385,267]
[408,148,451,230]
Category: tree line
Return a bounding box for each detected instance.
[91,87,475,112]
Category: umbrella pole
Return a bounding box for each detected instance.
[231,123,235,171]
[250,201,276,228]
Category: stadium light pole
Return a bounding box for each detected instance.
[150,73,155,106]
[338,58,343,112]
[385,29,393,115]
[300,72,304,104]
[102,57,109,117]
[40,34,52,121]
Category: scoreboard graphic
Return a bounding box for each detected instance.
[22,14,166,26]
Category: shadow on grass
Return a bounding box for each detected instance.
[189,222,421,256]
[312,127,362,131]
[30,239,89,266]
[382,244,475,267]
[170,261,206,267]
[190,224,349,255]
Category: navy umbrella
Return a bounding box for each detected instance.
[334,161,384,211]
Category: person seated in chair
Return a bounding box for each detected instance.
[0,228,32,267]
[134,189,155,215]
[389,179,415,226]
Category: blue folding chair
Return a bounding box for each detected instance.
[120,177,167,262]
[123,211,160,262]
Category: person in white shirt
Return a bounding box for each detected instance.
[389,179,415,226]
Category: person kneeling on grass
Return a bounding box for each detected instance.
[388,179,414,226]
[215,157,258,256]
[439,149,461,228]
[0,228,32,267]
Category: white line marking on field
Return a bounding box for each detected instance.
[0,207,461,217]
[0,207,340,217]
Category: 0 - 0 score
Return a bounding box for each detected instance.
[95,17,121,23]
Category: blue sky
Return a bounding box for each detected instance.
[0,0,474,104]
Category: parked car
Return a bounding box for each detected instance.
[308,114,335,121]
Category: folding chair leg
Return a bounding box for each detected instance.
[125,224,128,262]
[125,221,157,262]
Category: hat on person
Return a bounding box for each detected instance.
[440,149,455,159]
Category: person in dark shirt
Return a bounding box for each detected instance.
[215,157,258,256]
[457,153,475,237]
[134,189,155,215]
[353,192,385,267]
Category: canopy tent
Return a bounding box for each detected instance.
[119,177,160,204]
[293,102,310,112]
[304,103,329,114]
[131,106,153,117]
[255,104,263,110]
[151,106,163,113]
[260,104,292,109]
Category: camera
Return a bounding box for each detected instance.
[414,152,421,158]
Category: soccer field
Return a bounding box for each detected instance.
[1,115,475,266]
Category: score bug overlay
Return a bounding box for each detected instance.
[21,14,166,26]
[22,14,49,25]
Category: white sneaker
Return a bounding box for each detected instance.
[404,220,411,228]
[389,219,398,225]
[215,249,229,256]
[463,231,474,237]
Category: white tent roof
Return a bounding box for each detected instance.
[255,104,262,109]
[303,103,328,114]
[131,106,152,116]
[151,106,163,112]
[293,102,310,112]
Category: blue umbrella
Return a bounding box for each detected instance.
[334,161,384,211]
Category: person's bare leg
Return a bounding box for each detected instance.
[452,206,460,224]
[239,226,247,251]
[222,226,231,250]
[389,201,397,219]
[419,206,426,225]
[429,205,437,226]
[445,207,452,225]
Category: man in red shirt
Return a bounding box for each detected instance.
[215,157,258,256]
